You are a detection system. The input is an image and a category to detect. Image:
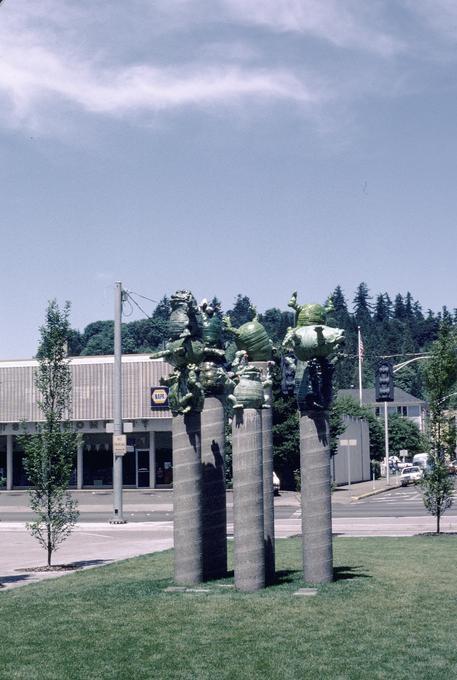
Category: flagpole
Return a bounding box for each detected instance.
[358,326,363,406]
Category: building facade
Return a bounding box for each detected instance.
[0,354,173,490]
[338,388,427,432]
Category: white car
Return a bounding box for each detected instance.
[400,466,423,486]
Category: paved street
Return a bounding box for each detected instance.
[2,481,457,522]
[2,483,456,590]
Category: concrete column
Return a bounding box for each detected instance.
[6,434,13,491]
[232,408,265,592]
[261,400,275,584]
[76,441,84,490]
[299,410,333,584]
[149,432,156,489]
[252,361,275,584]
[173,412,203,585]
[201,396,227,580]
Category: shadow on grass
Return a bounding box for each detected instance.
[333,565,371,581]
[273,569,301,585]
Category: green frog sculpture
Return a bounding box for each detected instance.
[228,351,272,410]
[151,291,235,413]
[168,290,203,339]
[198,298,234,398]
[223,312,273,361]
[282,293,344,412]
[162,364,205,416]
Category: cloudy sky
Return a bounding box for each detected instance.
[1,0,456,356]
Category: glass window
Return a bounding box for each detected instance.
[408,405,420,416]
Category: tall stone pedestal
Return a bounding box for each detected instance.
[299,410,333,584]
[173,412,203,585]
[201,396,227,580]
[232,408,265,592]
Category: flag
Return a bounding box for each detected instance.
[358,329,365,362]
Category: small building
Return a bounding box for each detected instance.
[0,354,173,490]
[338,388,427,432]
[331,416,371,486]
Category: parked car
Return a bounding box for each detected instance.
[273,472,280,495]
[400,466,424,486]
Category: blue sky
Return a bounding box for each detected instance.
[1,0,456,357]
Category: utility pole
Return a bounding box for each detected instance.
[111,281,126,523]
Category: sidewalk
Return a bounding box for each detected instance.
[333,477,399,503]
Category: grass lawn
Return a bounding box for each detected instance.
[1,536,456,680]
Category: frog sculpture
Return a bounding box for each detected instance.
[223,312,273,362]
[150,291,231,414]
[282,292,344,412]
[228,351,272,410]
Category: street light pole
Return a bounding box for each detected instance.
[384,401,390,486]
[111,281,126,524]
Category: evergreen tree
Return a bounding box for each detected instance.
[226,294,255,327]
[353,282,372,328]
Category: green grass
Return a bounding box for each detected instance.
[1,537,457,680]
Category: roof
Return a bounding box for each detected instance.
[337,388,426,406]
[0,354,173,423]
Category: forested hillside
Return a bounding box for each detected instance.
[68,283,455,400]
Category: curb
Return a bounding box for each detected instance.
[353,484,398,501]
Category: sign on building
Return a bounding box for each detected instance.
[151,386,169,409]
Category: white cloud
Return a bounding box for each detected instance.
[0,0,325,133]
[221,0,403,56]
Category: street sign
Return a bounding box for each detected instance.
[113,434,127,456]
[151,386,169,409]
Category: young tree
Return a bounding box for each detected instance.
[420,324,457,533]
[19,301,79,566]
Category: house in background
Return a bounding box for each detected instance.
[338,388,427,432]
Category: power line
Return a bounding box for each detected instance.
[127,290,159,305]
[124,292,153,320]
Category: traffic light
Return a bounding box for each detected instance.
[375,360,394,402]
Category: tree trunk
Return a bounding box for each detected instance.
[437,509,441,535]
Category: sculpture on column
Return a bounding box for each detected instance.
[225,313,273,592]
[282,291,344,585]
[151,291,225,415]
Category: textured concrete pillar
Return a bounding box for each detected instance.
[232,408,265,592]
[6,434,13,491]
[76,441,84,490]
[252,361,275,585]
[173,412,203,585]
[261,402,275,584]
[299,410,333,583]
[149,432,156,489]
[201,397,227,580]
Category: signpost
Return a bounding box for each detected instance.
[340,438,357,495]
[113,434,127,456]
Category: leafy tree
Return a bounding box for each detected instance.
[271,361,299,490]
[19,301,79,566]
[387,413,426,456]
[420,324,457,533]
